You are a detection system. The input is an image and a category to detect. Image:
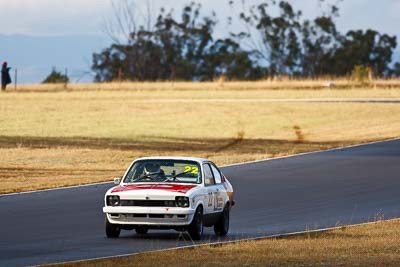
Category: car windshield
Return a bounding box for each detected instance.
[123,159,202,184]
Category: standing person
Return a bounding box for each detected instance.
[1,61,12,91]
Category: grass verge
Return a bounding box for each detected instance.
[48,219,400,267]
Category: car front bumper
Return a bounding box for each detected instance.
[103,206,195,226]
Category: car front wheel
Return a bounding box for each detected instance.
[188,206,203,240]
[214,204,229,236]
[105,217,121,238]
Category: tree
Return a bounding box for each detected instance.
[205,38,264,80]
[92,1,259,81]
[42,68,69,84]
[301,15,340,77]
[330,30,397,76]
[93,0,398,81]
[238,0,302,76]
[237,0,397,78]
[391,62,400,77]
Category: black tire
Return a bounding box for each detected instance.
[105,217,121,238]
[188,206,204,240]
[135,226,149,235]
[214,204,230,236]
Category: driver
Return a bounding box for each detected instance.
[143,163,166,181]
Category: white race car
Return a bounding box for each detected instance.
[103,157,234,240]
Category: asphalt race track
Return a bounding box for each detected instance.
[1,139,400,266]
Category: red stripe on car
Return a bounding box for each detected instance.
[112,184,197,194]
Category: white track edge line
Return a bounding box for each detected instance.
[1,137,399,197]
[41,217,400,267]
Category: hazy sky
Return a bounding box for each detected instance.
[0,0,399,37]
[0,0,399,84]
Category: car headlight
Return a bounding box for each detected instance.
[107,195,120,206]
[175,196,190,208]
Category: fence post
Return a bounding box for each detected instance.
[64,68,68,89]
[118,67,122,82]
[14,68,17,90]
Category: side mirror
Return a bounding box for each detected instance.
[113,177,121,185]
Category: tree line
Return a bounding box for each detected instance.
[92,0,399,82]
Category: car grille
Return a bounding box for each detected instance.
[120,200,176,207]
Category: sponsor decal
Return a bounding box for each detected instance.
[213,192,224,211]
[208,192,213,207]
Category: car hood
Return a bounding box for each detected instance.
[110,183,198,198]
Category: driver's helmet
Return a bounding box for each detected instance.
[144,163,161,175]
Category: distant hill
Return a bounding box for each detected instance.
[0,34,110,84]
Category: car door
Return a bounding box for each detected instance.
[209,163,226,212]
[203,163,217,216]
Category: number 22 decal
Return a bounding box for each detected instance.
[184,166,199,174]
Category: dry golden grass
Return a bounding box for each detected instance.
[1,85,400,193]
[50,219,400,267]
[13,78,400,92]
